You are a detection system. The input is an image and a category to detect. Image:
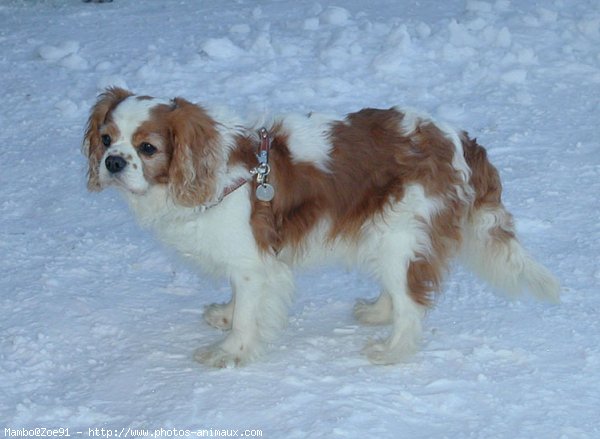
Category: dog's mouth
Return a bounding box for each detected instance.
[103,173,148,196]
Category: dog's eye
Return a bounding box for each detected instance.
[101,134,111,147]
[139,142,157,156]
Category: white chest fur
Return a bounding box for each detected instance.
[124,185,260,277]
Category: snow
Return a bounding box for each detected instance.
[201,38,246,60]
[1,0,599,437]
[319,7,352,26]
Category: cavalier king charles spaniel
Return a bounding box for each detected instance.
[83,87,560,367]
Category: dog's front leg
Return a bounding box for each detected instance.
[195,261,294,367]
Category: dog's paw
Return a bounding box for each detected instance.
[194,333,259,368]
[362,338,417,365]
[362,341,400,365]
[194,346,246,368]
[353,299,392,326]
[203,302,233,330]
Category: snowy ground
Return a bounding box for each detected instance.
[1,0,599,437]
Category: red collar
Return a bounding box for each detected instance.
[219,177,247,200]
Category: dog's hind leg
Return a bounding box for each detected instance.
[362,287,425,365]
[361,184,445,365]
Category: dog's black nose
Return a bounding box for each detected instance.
[105,155,127,174]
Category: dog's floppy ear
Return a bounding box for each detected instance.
[83,87,133,191]
[168,98,222,207]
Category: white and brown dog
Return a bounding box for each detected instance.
[83,87,560,367]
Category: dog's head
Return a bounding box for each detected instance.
[83,87,223,206]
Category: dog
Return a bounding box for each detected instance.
[82,87,560,367]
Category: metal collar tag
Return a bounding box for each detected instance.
[251,128,275,202]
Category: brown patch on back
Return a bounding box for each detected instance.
[327,109,407,239]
